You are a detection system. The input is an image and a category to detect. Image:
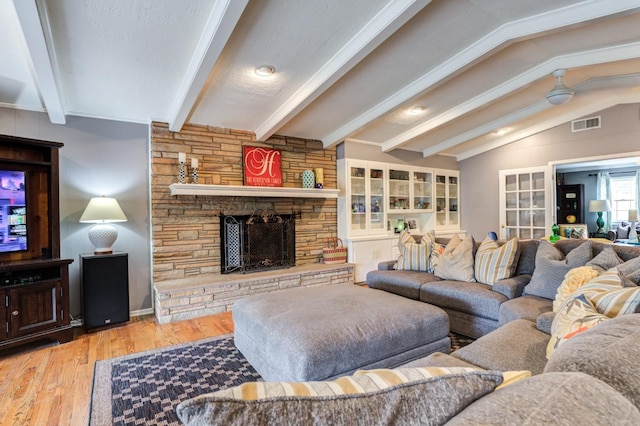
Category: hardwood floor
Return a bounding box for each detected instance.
[0,312,234,426]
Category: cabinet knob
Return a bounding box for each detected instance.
[12,310,19,316]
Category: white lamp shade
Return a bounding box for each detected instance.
[80,196,127,253]
[629,209,639,222]
[80,196,127,223]
[588,199,612,212]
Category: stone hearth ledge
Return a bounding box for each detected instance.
[153,263,354,324]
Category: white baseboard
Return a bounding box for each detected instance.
[131,308,154,317]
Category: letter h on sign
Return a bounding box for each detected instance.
[243,146,283,187]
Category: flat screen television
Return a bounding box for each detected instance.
[0,170,27,253]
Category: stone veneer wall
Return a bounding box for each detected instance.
[150,122,338,282]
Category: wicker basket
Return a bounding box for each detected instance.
[322,238,348,264]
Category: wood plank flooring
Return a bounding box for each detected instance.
[0,312,234,426]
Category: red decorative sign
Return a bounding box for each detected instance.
[243,146,283,187]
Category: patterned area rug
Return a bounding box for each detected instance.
[90,332,473,425]
[90,334,260,426]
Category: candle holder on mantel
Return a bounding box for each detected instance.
[191,158,199,184]
[178,152,187,183]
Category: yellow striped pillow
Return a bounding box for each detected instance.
[396,230,431,272]
[212,367,482,400]
[474,237,520,285]
[207,367,531,401]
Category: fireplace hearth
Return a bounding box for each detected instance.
[221,210,297,274]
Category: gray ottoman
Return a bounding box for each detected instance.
[233,284,450,381]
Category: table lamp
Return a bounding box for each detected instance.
[588,199,611,235]
[629,209,638,242]
[80,196,128,254]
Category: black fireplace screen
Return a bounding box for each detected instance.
[220,210,296,274]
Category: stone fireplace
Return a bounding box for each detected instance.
[150,122,353,323]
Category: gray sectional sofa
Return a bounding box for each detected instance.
[367,237,640,338]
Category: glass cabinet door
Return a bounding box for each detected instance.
[435,174,447,227]
[348,164,386,234]
[435,170,460,229]
[413,171,432,210]
[349,166,366,233]
[389,168,410,211]
[369,167,385,231]
[448,176,459,226]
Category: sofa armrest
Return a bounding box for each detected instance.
[536,311,555,334]
[377,260,396,270]
[492,274,531,299]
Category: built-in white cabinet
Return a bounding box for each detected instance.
[338,159,462,283]
[434,169,460,230]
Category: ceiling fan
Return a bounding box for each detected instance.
[546,69,575,105]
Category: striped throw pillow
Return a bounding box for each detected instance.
[396,230,431,272]
[176,367,506,425]
[474,237,520,285]
[547,269,640,358]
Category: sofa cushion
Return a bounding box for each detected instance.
[366,269,441,300]
[524,240,592,300]
[400,352,480,369]
[434,234,476,282]
[587,245,623,271]
[536,311,556,334]
[545,314,640,409]
[617,255,640,285]
[514,239,539,276]
[447,372,640,426]
[420,280,507,321]
[451,319,549,375]
[176,367,504,426]
[474,237,520,285]
[498,295,552,326]
[396,230,430,272]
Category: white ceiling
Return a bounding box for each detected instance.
[2,0,640,160]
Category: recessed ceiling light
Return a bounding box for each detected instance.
[494,128,510,136]
[407,106,426,115]
[254,65,276,77]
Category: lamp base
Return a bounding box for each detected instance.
[595,212,605,235]
[88,223,118,254]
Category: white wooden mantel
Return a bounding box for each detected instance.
[169,183,339,198]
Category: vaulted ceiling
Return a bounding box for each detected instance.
[2,0,640,160]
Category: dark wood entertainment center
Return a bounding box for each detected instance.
[0,135,73,350]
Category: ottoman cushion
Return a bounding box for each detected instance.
[233,285,450,381]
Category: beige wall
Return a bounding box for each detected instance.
[151,123,338,282]
[459,103,640,239]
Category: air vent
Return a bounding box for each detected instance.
[571,116,601,132]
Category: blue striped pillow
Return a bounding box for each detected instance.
[474,237,520,285]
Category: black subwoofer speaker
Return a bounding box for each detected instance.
[80,252,129,330]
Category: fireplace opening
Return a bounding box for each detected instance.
[220,210,297,274]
